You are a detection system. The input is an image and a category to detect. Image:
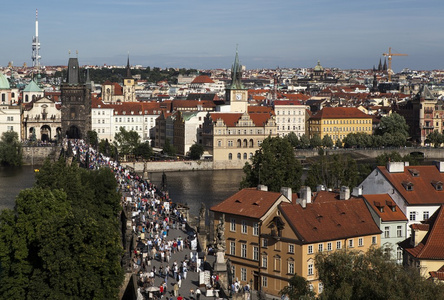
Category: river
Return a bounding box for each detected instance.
[0,166,245,217]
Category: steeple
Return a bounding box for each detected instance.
[126,54,132,79]
[229,48,244,89]
[383,58,387,71]
[378,58,382,71]
[67,58,80,84]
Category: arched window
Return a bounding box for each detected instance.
[249,139,254,147]
[237,139,241,148]
[217,140,222,147]
[237,153,241,160]
[25,95,29,102]
[228,153,232,160]
[243,139,247,148]
[249,153,253,159]
[243,153,247,159]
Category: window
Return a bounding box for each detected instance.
[228,153,232,160]
[243,153,247,159]
[384,226,390,238]
[318,244,323,252]
[217,140,222,147]
[327,242,332,251]
[262,238,268,248]
[409,211,416,221]
[288,244,295,254]
[397,226,402,238]
[241,220,247,234]
[336,241,341,249]
[397,247,402,261]
[423,211,429,220]
[262,276,267,287]
[288,260,295,274]
[241,244,247,258]
[348,239,354,248]
[358,238,363,247]
[253,246,259,261]
[237,153,241,160]
[308,264,313,276]
[241,268,247,281]
[7,126,13,131]
[231,265,235,278]
[6,116,13,121]
[372,236,377,245]
[253,223,259,236]
[319,282,324,294]
[230,219,236,231]
[228,140,233,147]
[274,256,281,272]
[308,245,313,254]
[230,241,236,255]
[262,255,268,268]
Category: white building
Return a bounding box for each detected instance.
[0,105,21,140]
[273,100,308,137]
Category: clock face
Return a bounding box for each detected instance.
[236,93,242,100]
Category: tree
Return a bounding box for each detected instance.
[240,136,303,192]
[86,130,99,149]
[0,160,124,299]
[426,130,444,148]
[304,154,364,190]
[376,151,421,166]
[0,131,22,166]
[286,132,299,148]
[376,113,409,146]
[163,138,176,157]
[279,274,315,300]
[322,134,334,148]
[299,134,310,149]
[113,127,140,157]
[315,248,444,300]
[310,135,322,149]
[189,143,204,160]
[134,141,153,159]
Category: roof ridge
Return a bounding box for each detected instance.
[417,205,444,257]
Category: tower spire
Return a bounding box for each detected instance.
[31,9,41,69]
[126,52,132,79]
[230,46,244,89]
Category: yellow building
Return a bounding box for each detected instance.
[259,187,381,296]
[308,107,372,142]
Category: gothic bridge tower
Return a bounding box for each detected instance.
[61,58,91,139]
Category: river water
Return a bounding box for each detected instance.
[0,166,245,217]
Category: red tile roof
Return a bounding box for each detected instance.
[274,100,304,106]
[363,194,408,222]
[400,205,444,259]
[429,265,444,281]
[209,110,274,127]
[210,188,288,219]
[191,75,215,84]
[310,107,371,120]
[280,197,381,243]
[378,165,444,205]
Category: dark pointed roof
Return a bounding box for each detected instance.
[126,55,132,79]
[228,49,245,90]
[418,84,435,101]
[67,58,80,84]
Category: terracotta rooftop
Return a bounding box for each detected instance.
[191,75,215,84]
[378,165,444,205]
[210,188,288,219]
[363,194,408,222]
[400,205,444,260]
[310,107,371,120]
[429,265,444,281]
[209,110,274,127]
[280,197,381,243]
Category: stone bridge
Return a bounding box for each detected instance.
[294,147,444,160]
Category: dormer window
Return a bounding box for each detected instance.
[374,201,384,212]
[402,181,414,191]
[386,201,396,212]
[408,169,420,177]
[432,180,443,191]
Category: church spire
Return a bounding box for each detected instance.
[126,53,132,79]
[229,47,244,89]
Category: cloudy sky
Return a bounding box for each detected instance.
[2,0,443,71]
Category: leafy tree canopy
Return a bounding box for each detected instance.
[189,143,204,160]
[0,159,123,299]
[240,136,302,192]
[0,131,22,166]
[315,248,444,300]
[280,274,315,300]
[377,113,409,138]
[113,127,140,157]
[163,138,176,157]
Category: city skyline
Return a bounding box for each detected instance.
[2,0,444,71]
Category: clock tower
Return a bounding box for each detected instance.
[123,55,136,102]
[226,50,248,113]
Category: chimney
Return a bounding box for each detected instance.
[280,187,292,203]
[299,186,312,204]
[351,186,362,197]
[316,184,326,192]
[435,161,444,173]
[387,162,405,173]
[301,199,307,209]
[257,185,268,191]
[339,186,350,200]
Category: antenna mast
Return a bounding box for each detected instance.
[31,9,41,69]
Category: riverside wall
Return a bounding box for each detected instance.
[22,146,61,166]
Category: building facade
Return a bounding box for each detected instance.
[273,100,308,137]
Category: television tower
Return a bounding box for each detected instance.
[31,9,41,68]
